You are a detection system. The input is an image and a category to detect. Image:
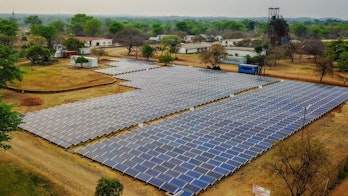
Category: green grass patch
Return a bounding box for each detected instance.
[0,159,67,196]
[299,67,314,71]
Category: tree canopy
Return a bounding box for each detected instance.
[84,18,102,37]
[0,44,23,150]
[63,37,85,51]
[26,45,52,65]
[25,15,42,26]
[200,44,226,69]
[108,21,125,35]
[69,14,93,36]
[0,97,22,150]
[95,176,123,196]
[0,19,18,46]
[30,25,58,48]
[114,27,146,56]
[0,44,22,86]
[142,44,155,60]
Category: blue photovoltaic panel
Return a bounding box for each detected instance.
[19,59,278,148]
[76,80,348,195]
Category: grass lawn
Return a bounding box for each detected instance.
[0,159,67,196]
[9,60,114,91]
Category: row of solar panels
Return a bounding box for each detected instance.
[96,58,159,75]
[19,64,278,149]
[76,80,348,196]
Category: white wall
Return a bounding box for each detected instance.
[70,56,98,68]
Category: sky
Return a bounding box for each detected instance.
[1,0,347,20]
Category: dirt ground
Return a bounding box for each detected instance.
[1,48,348,195]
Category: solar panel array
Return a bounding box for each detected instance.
[19,64,277,148]
[96,58,158,75]
[76,81,348,196]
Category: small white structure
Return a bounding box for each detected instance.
[70,55,98,68]
[225,47,266,58]
[221,39,244,47]
[75,37,113,47]
[220,56,247,64]
[178,43,210,54]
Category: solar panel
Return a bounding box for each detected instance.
[19,61,279,149]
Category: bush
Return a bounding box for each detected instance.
[95,176,123,196]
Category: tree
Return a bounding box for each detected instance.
[291,23,308,39]
[63,37,85,51]
[160,35,182,58]
[267,16,290,47]
[337,51,348,72]
[0,44,22,86]
[91,47,106,61]
[200,44,226,69]
[27,35,47,47]
[48,20,66,33]
[30,25,58,48]
[108,21,125,35]
[150,23,163,36]
[265,137,330,196]
[285,42,303,63]
[25,15,42,26]
[95,176,123,196]
[84,18,102,37]
[69,14,93,36]
[142,44,155,60]
[26,45,51,65]
[74,56,89,68]
[114,27,146,56]
[175,21,190,33]
[0,97,22,150]
[0,19,18,46]
[316,55,334,83]
[159,51,173,66]
[0,45,22,150]
[303,39,325,62]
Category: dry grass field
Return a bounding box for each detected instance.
[0,49,347,195]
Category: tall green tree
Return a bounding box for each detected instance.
[63,37,85,51]
[0,44,22,150]
[108,21,125,35]
[26,45,51,65]
[150,23,163,36]
[69,14,93,36]
[84,18,102,37]
[142,44,155,60]
[0,97,22,150]
[291,23,308,39]
[0,19,18,46]
[30,25,58,48]
[160,35,181,57]
[24,15,42,26]
[48,20,66,33]
[0,44,22,86]
[95,176,123,196]
[267,17,290,47]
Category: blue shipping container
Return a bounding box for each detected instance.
[238,64,260,75]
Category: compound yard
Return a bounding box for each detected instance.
[14,58,348,195]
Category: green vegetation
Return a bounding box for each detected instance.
[0,159,66,195]
[95,176,123,196]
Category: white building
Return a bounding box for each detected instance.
[70,55,98,68]
[225,47,265,58]
[178,43,211,54]
[75,37,113,47]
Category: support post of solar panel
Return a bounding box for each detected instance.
[301,104,312,142]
